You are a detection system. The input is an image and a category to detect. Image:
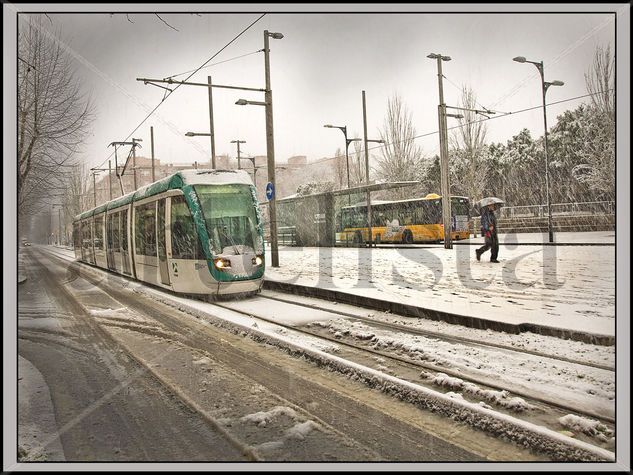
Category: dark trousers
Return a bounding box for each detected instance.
[478,234,499,260]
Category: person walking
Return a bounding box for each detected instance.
[476,203,500,263]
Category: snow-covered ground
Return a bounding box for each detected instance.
[264,232,616,338]
[20,246,617,462]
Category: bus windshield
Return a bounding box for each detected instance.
[194,184,262,256]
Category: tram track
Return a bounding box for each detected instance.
[259,293,615,372]
[37,247,615,460]
[211,299,615,425]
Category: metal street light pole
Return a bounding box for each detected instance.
[108,160,113,200]
[263,30,283,267]
[92,171,97,207]
[231,140,246,169]
[234,30,283,267]
[361,91,385,248]
[150,126,156,182]
[513,56,564,243]
[238,156,258,186]
[323,124,362,192]
[132,138,139,190]
[207,76,216,169]
[428,53,453,249]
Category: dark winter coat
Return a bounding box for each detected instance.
[480,208,497,238]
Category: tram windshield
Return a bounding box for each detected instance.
[195,184,262,256]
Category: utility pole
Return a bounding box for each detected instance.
[428,53,453,249]
[231,140,246,169]
[150,126,156,182]
[264,30,281,267]
[362,91,372,247]
[208,76,217,169]
[361,91,384,248]
[58,207,62,246]
[108,160,113,200]
[93,172,97,208]
[132,138,139,190]
[138,75,264,170]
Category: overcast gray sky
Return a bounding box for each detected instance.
[10,5,621,172]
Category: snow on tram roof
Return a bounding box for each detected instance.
[74,169,253,221]
[180,169,253,186]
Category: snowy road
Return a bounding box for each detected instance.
[15,246,616,462]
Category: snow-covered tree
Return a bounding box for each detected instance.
[296,181,335,196]
[571,44,615,200]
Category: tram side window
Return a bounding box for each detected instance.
[94,216,105,250]
[171,195,204,259]
[135,203,157,256]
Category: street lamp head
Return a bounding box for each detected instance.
[185,132,195,137]
[427,53,451,61]
[550,80,564,87]
[231,140,246,144]
[513,56,527,63]
[268,32,284,40]
[235,99,248,106]
[323,124,333,128]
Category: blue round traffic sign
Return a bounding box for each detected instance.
[265,182,275,200]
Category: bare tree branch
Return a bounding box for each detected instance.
[376,93,424,199]
[155,14,179,32]
[17,16,95,218]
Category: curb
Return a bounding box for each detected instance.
[262,280,614,347]
[330,242,615,249]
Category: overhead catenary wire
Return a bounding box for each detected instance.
[92,13,266,172]
[164,50,263,80]
[313,89,612,165]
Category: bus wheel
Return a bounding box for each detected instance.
[402,230,413,244]
[353,231,363,246]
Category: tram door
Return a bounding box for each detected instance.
[121,209,131,275]
[157,198,170,285]
[106,214,116,271]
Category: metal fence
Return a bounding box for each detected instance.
[498,201,615,219]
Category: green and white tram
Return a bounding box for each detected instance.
[72,169,265,296]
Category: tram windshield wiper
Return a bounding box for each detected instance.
[218,220,240,255]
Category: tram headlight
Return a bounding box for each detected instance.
[252,255,264,266]
[213,257,231,270]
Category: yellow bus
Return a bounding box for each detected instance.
[338,193,471,244]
